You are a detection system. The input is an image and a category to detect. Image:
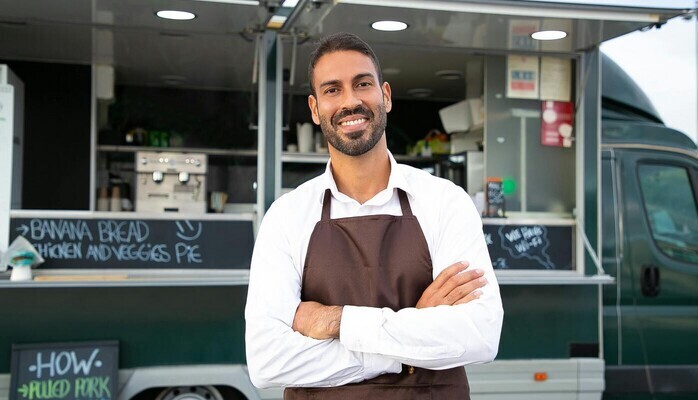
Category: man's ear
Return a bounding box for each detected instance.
[308,95,320,125]
[382,82,392,113]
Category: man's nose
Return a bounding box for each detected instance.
[340,89,362,110]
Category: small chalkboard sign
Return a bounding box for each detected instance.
[10,341,119,400]
[9,217,254,269]
[483,224,574,270]
[486,180,504,206]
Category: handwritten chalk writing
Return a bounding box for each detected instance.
[521,226,544,239]
[85,244,171,263]
[74,377,110,398]
[16,379,71,400]
[175,243,202,263]
[504,229,521,242]
[97,221,149,244]
[498,225,554,269]
[493,257,508,269]
[175,221,203,241]
[29,350,101,379]
[8,217,257,269]
[34,242,82,260]
[484,233,493,245]
[29,220,93,242]
[487,181,504,205]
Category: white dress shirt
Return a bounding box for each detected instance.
[245,151,503,389]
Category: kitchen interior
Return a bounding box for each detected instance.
[1,0,577,223]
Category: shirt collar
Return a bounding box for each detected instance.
[318,150,414,204]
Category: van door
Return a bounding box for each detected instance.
[617,147,698,394]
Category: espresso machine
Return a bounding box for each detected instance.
[135,151,207,213]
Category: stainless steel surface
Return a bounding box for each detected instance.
[9,209,255,220]
[135,151,208,213]
[0,268,251,288]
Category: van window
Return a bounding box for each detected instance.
[638,164,698,263]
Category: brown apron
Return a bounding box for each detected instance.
[285,189,469,400]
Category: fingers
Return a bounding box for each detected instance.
[439,267,484,295]
[444,275,487,305]
[416,262,488,308]
[431,261,469,288]
[453,290,484,305]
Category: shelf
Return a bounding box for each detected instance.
[496,273,614,285]
[98,145,257,157]
[98,145,444,164]
[282,152,329,163]
[0,269,251,288]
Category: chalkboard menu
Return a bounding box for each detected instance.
[484,224,574,270]
[9,217,254,269]
[10,341,118,400]
[486,181,504,206]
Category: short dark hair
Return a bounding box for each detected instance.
[307,32,383,96]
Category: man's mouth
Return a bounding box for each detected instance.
[339,118,367,126]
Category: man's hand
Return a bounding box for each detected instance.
[292,301,343,340]
[416,261,487,308]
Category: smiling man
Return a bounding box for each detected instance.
[245,32,503,399]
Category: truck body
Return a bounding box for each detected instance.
[0,1,696,400]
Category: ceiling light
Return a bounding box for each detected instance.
[371,20,408,32]
[156,10,196,20]
[267,15,287,29]
[435,70,463,80]
[383,68,401,75]
[281,0,299,7]
[407,88,433,98]
[531,30,567,41]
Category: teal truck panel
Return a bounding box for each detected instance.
[497,285,599,359]
[0,285,248,373]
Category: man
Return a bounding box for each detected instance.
[245,32,503,399]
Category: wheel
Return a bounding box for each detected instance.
[154,386,224,400]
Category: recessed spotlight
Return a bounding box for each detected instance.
[407,88,433,98]
[371,20,408,32]
[156,10,196,21]
[531,30,567,41]
[435,70,463,80]
[383,68,401,75]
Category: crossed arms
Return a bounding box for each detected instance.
[245,187,503,389]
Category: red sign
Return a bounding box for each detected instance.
[541,101,574,147]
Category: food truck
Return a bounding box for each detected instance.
[0,1,696,399]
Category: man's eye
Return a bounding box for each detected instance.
[357,82,371,88]
[325,87,338,94]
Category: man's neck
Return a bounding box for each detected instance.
[329,137,391,204]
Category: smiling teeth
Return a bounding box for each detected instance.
[340,118,366,126]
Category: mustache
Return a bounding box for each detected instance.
[332,105,373,125]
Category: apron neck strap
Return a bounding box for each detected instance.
[321,188,413,220]
[321,189,332,221]
[397,189,413,217]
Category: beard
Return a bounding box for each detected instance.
[318,103,387,156]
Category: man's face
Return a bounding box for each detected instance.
[308,50,392,156]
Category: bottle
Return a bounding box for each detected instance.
[97,187,110,211]
[110,186,122,212]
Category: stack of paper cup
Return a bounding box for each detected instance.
[297,123,314,153]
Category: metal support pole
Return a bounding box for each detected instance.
[256,31,283,222]
[580,47,602,358]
